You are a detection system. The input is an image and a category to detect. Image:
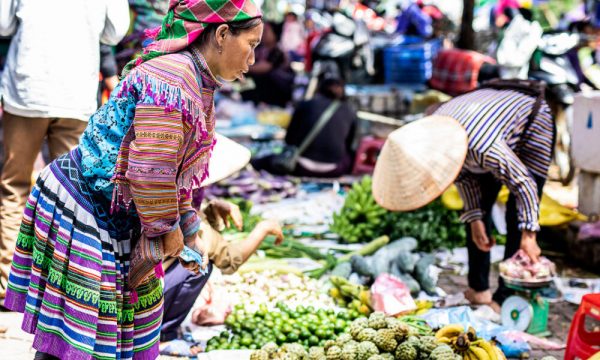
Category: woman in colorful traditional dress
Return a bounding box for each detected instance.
[3,1,264,359]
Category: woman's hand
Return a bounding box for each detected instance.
[256,219,284,245]
[189,234,210,272]
[207,199,243,231]
[520,230,541,263]
[470,220,495,252]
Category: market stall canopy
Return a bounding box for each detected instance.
[372,115,467,212]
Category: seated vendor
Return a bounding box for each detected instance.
[252,76,357,177]
[372,80,556,312]
[160,135,284,356]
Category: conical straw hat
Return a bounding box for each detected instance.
[372,115,468,211]
[201,133,251,187]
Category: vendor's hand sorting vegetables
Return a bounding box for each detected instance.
[372,79,557,310]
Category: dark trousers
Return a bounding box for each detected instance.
[467,173,546,304]
[160,261,213,342]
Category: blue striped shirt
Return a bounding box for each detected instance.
[434,89,554,231]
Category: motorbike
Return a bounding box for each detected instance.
[528,31,585,185]
[305,10,375,99]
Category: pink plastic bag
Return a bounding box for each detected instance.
[371,274,417,316]
[191,282,232,326]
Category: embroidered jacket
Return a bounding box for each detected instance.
[79,46,220,239]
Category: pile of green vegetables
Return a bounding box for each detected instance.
[330,177,465,251]
[205,303,361,352]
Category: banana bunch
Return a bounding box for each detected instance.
[330,177,388,244]
[329,276,372,315]
[435,324,506,360]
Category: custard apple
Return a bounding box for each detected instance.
[357,341,380,360]
[350,318,369,338]
[417,336,437,359]
[395,342,418,360]
[341,340,359,360]
[324,340,337,351]
[368,312,387,330]
[309,347,326,360]
[337,333,353,347]
[429,345,455,360]
[373,329,397,353]
[262,342,279,354]
[282,343,308,357]
[357,328,377,342]
[250,350,269,360]
[385,318,410,342]
[326,345,343,360]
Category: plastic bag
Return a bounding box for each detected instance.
[191,282,232,326]
[498,249,556,281]
[371,274,417,316]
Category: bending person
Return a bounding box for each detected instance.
[372,79,555,311]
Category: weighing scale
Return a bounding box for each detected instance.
[500,275,553,337]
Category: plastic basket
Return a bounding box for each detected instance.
[383,36,442,84]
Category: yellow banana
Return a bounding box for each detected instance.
[436,323,464,340]
[460,348,474,360]
[437,336,453,344]
[467,326,477,341]
[473,340,498,360]
[464,348,477,360]
[469,346,491,360]
[454,334,471,352]
[492,345,506,360]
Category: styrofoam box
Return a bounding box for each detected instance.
[573,92,600,173]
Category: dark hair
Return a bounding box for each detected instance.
[196,17,263,48]
[318,77,346,100]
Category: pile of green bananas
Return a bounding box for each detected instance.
[330,177,388,244]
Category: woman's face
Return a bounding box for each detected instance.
[219,23,264,81]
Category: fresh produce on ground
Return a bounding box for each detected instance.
[330,177,465,251]
[206,303,359,352]
[250,342,308,360]
[251,312,477,360]
[385,198,466,252]
[435,324,507,360]
[328,276,372,315]
[397,315,434,337]
[260,236,336,264]
[211,270,335,313]
[498,249,556,282]
[307,235,390,279]
[413,255,438,295]
[330,177,388,244]
[338,238,440,296]
[205,169,299,204]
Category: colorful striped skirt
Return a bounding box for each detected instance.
[4,149,163,360]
